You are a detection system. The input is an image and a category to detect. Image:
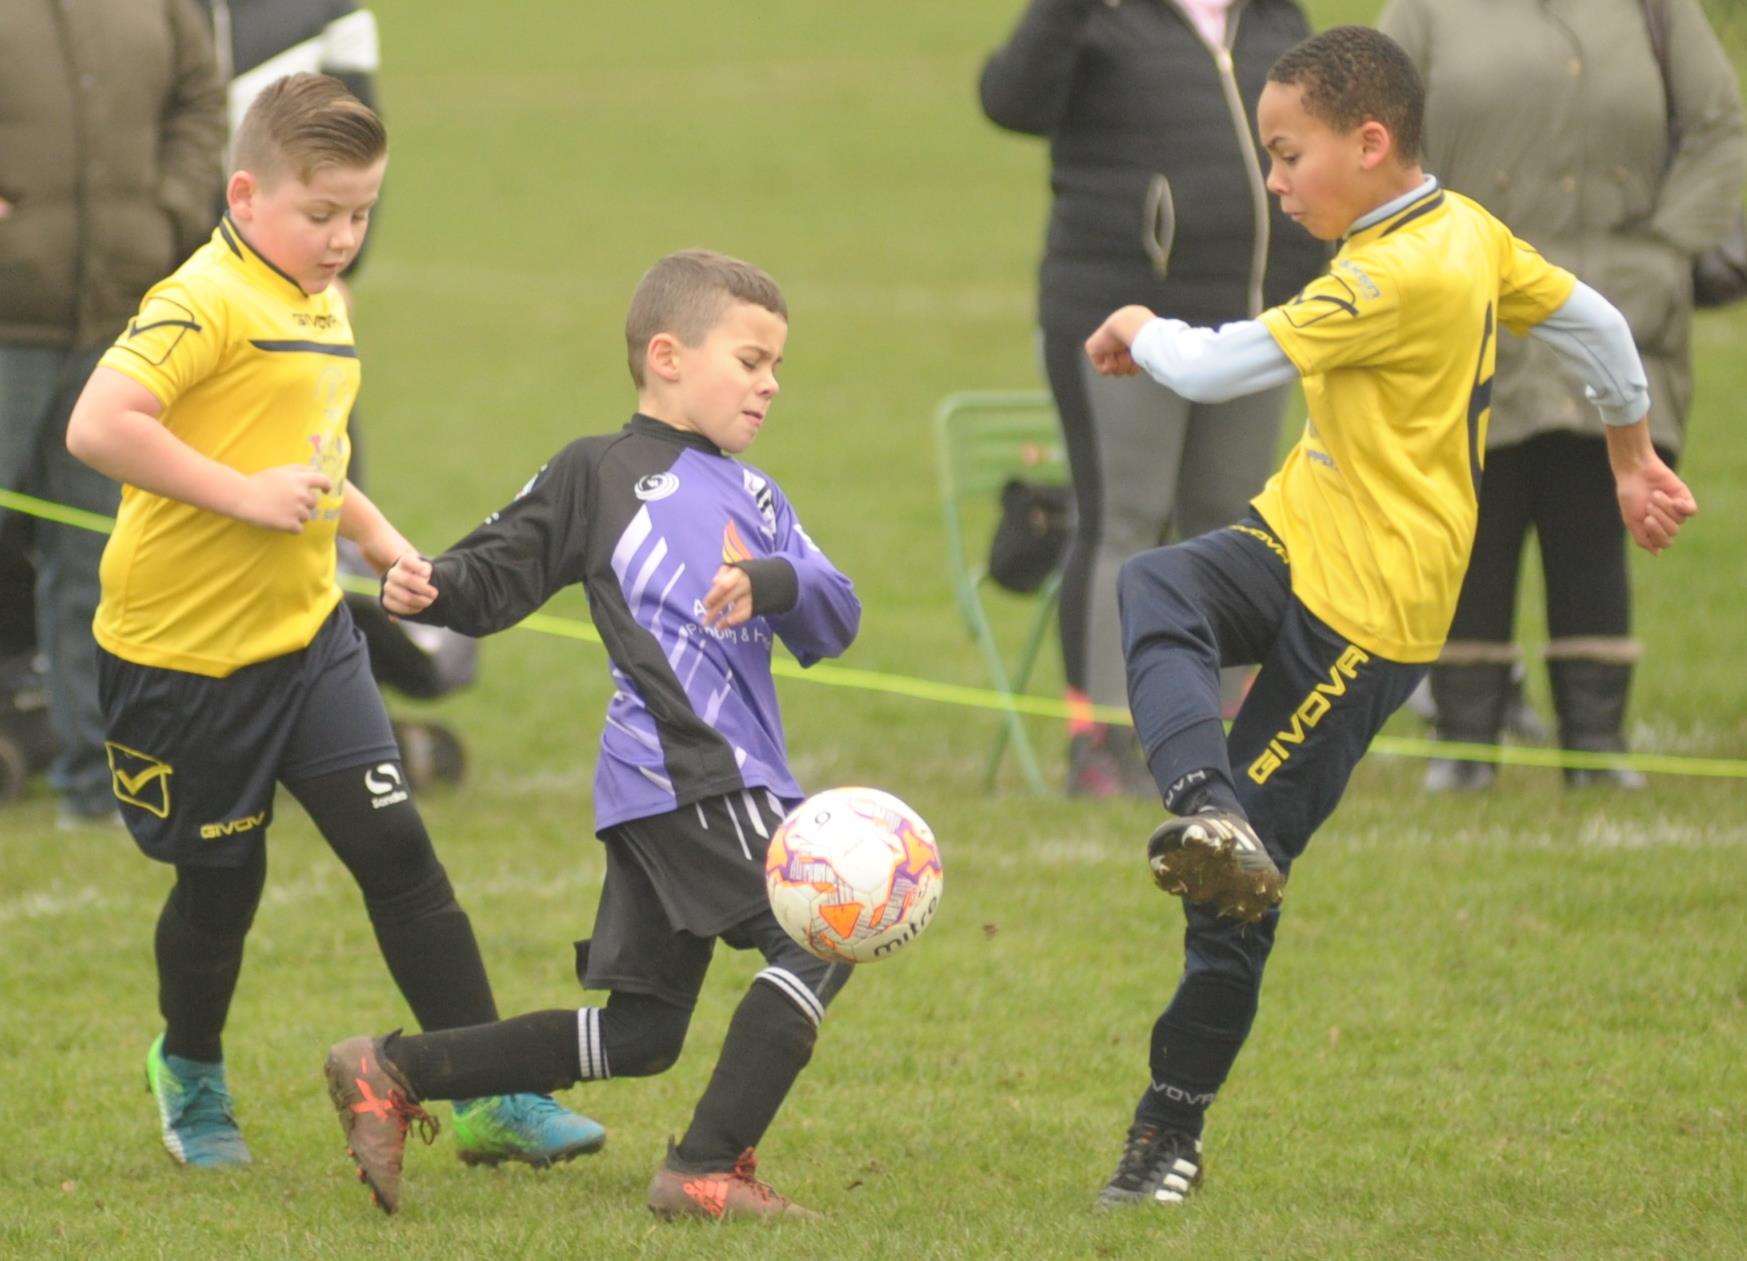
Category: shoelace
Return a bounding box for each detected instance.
[169,1073,237,1130]
[388,1090,440,1146]
[1112,1125,1196,1191]
[1110,1125,1164,1190]
[728,1148,783,1204]
[519,1093,567,1125]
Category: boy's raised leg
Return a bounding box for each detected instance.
[1119,527,1289,921]
[323,996,700,1213]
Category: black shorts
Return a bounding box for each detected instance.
[578,790,852,1013]
[96,602,399,868]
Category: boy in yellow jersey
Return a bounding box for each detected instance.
[1077,28,1697,1209]
[65,73,601,1174]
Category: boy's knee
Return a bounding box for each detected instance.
[1118,548,1196,622]
[363,860,457,926]
[602,991,692,1077]
[168,851,267,939]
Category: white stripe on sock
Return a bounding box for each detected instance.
[576,1007,609,1080]
[755,966,824,1027]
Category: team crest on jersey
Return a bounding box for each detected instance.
[116,296,202,367]
[106,742,173,819]
[722,518,757,564]
[635,472,680,502]
[741,469,777,538]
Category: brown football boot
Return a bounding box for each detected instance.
[1146,808,1284,923]
[323,1035,439,1215]
[646,1139,820,1221]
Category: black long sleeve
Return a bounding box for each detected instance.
[406,444,590,638]
[978,0,1098,136]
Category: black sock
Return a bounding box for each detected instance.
[157,857,265,1063]
[675,979,816,1170]
[384,1009,579,1099]
[1155,760,1245,816]
[382,992,693,1100]
[1134,976,1259,1136]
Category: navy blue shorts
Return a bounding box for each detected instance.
[96,602,400,868]
[1120,515,1428,869]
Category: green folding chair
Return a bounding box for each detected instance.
[933,390,1070,794]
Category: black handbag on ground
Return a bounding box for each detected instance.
[988,479,1073,594]
[1642,0,1747,308]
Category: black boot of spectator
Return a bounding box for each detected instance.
[1423,660,1513,792]
[1547,654,1647,790]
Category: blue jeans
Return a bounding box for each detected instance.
[0,343,118,813]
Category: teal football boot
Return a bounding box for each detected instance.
[452,1093,606,1167]
[145,1034,251,1167]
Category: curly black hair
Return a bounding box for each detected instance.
[1267,26,1425,162]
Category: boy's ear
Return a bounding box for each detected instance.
[227,170,258,219]
[1356,119,1394,172]
[646,332,683,384]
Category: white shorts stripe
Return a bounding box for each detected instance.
[755,966,824,1027]
[742,790,769,839]
[727,798,751,861]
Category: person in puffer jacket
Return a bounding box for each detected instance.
[980,0,1326,796]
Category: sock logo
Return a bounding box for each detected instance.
[365,763,408,809]
[1149,1080,1218,1108]
[1162,768,1209,813]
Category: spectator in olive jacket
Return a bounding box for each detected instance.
[1381,0,1746,790]
[0,0,227,825]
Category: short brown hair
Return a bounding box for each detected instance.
[625,250,788,388]
[1268,26,1424,163]
[232,73,387,185]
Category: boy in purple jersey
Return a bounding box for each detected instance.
[322,249,862,1220]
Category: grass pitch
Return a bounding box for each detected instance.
[3,2,1744,1256]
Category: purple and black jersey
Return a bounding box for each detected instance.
[407,414,860,833]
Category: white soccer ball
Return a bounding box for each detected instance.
[764,787,943,964]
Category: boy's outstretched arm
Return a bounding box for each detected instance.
[67,366,332,532]
[339,481,428,590]
[1522,280,1697,554]
[1084,305,1301,402]
[384,445,589,636]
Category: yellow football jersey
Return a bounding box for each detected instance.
[95,218,355,677]
[1255,185,1575,663]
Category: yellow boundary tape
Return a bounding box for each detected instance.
[6,486,1744,780]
